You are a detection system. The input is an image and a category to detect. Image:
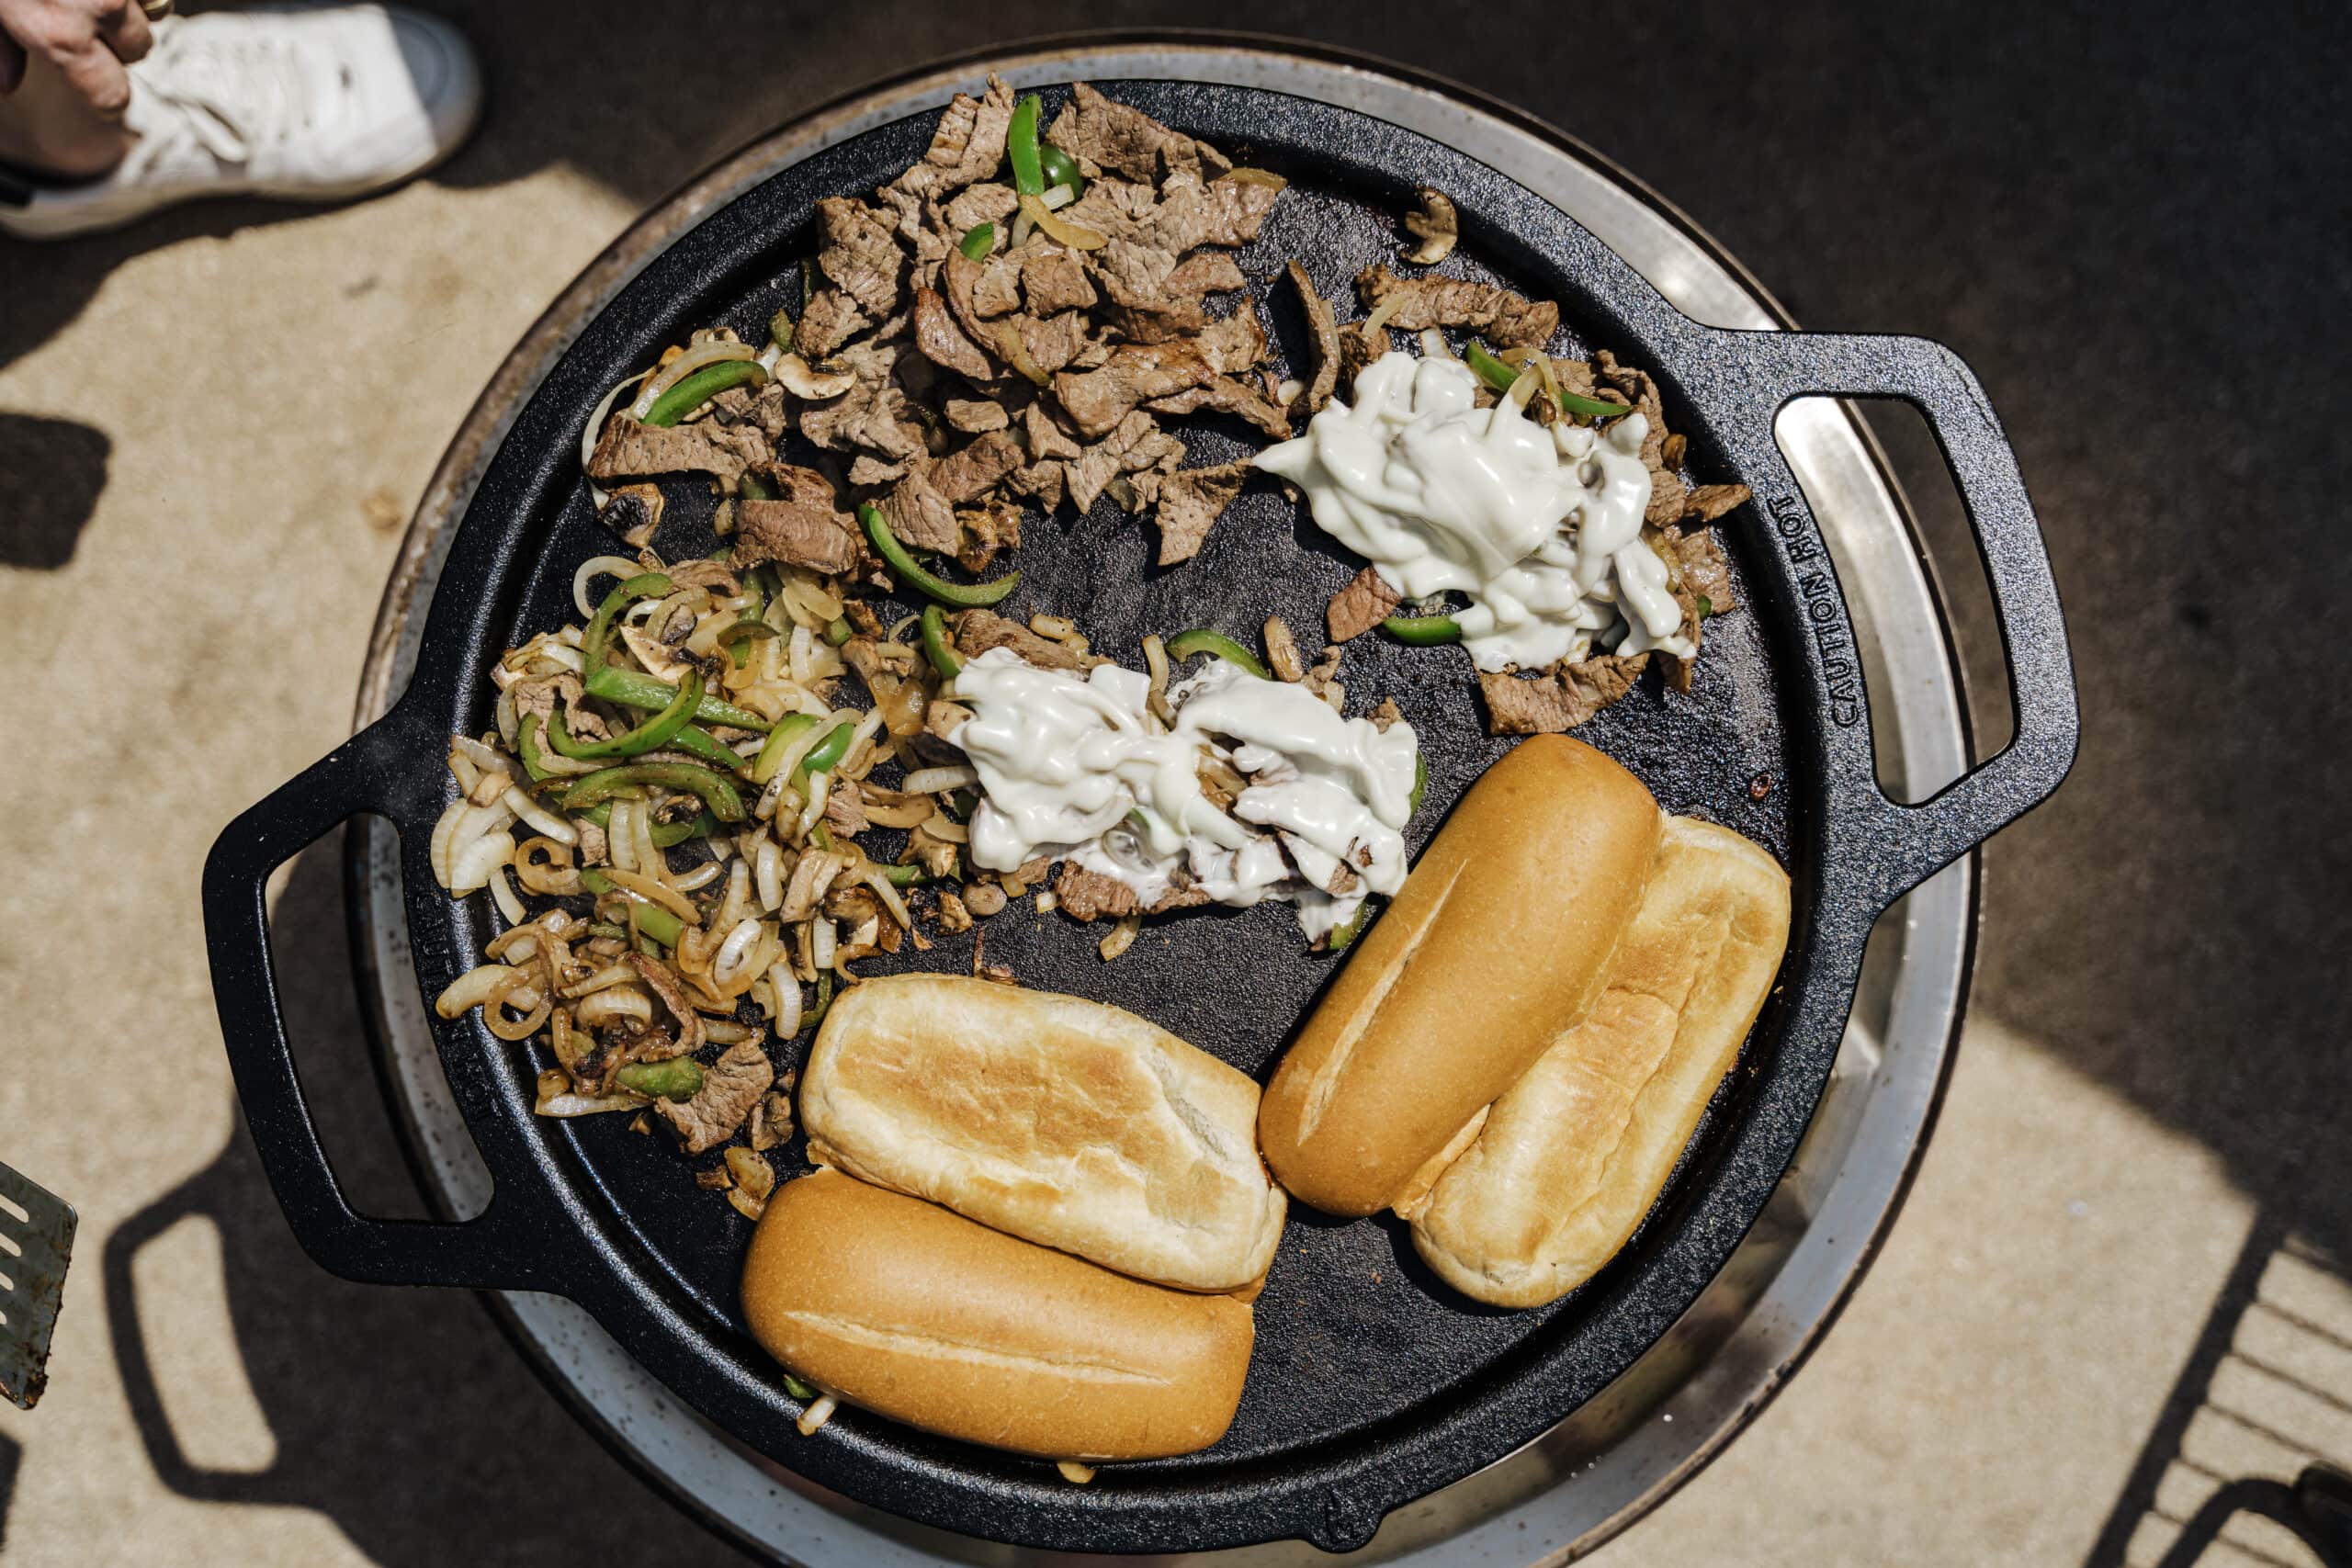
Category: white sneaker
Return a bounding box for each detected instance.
[0,4,481,240]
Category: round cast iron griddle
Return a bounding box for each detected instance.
[202,80,2076,1553]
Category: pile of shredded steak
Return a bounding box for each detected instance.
[589,78,1286,578]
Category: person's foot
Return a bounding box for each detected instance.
[0,4,480,241]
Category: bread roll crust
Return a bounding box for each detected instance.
[1409,816,1792,1306]
[800,973,1284,1292]
[1258,736,1662,1216]
[741,1169,1254,1461]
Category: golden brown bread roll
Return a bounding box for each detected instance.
[741,1169,1254,1461]
[1407,815,1792,1306]
[1258,736,1662,1216]
[800,973,1284,1292]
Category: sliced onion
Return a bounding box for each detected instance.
[712,918,764,987]
[1040,182,1077,210]
[991,320,1050,388]
[503,785,577,845]
[1009,207,1035,251]
[1360,294,1402,341]
[766,961,801,1035]
[435,963,527,1018]
[1217,166,1289,190]
[796,1394,837,1437]
[1098,913,1142,962]
[861,866,913,932]
[536,1088,650,1118]
[490,865,528,925]
[797,768,831,837]
[485,982,549,1041]
[1419,327,1453,360]
[575,987,653,1028]
[900,764,978,795]
[574,555,647,619]
[670,860,724,893]
[811,916,836,973]
[601,865,697,922]
[494,690,520,748]
[755,840,784,912]
[1018,193,1105,252]
[607,798,639,872]
[451,828,518,896]
[560,964,639,999]
[920,810,969,844]
[629,340,760,420]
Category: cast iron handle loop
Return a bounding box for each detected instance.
[202,704,560,1292]
[1707,327,2079,908]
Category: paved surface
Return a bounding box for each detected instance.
[1,3,2345,1564]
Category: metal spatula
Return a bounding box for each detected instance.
[0,1162,76,1409]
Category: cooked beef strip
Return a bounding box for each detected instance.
[944,396,1009,433]
[1003,310,1091,374]
[1168,251,1245,295]
[1064,409,1184,513]
[954,607,1082,670]
[1333,321,1389,398]
[1199,303,1268,374]
[1102,299,1208,344]
[919,429,1023,506]
[823,775,869,836]
[973,254,1023,315]
[1044,82,1231,185]
[1151,460,1250,566]
[1355,264,1559,349]
[709,378,789,440]
[1684,482,1752,524]
[656,1041,774,1154]
[802,285,876,358]
[1145,376,1290,439]
[1147,173,1281,254]
[1284,261,1341,414]
[1019,245,1098,314]
[881,470,960,553]
[1053,862,1139,921]
[942,181,1018,237]
[1477,653,1649,734]
[1007,458,1066,513]
[1054,340,1215,438]
[912,285,992,379]
[587,414,770,488]
[1057,175,1163,247]
[1670,526,1736,615]
[1590,350,1686,521]
[816,196,902,317]
[731,468,862,577]
[1327,565,1403,642]
[797,340,925,463]
[847,455,908,486]
[955,499,1022,572]
[880,75,1014,224]
[1022,401,1081,461]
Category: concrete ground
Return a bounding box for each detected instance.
[1,2,2344,1564]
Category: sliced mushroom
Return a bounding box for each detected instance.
[773,353,856,400]
[1402,186,1459,265]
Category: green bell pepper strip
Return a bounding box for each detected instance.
[809,821,835,852]
[752,711,824,785]
[578,869,687,946]
[782,1371,820,1401]
[585,665,772,733]
[1036,144,1084,199]
[1695,595,1713,620]
[615,1058,704,1101]
[516,714,560,783]
[544,669,704,761]
[797,721,854,778]
[1008,94,1044,196]
[717,619,777,669]
[738,467,778,501]
[1164,628,1270,679]
[1326,900,1373,954]
[1381,613,1462,646]
[1408,750,1427,816]
[561,761,747,823]
[585,921,628,941]
[878,863,930,887]
[660,724,755,776]
[767,306,795,355]
[957,221,995,260]
[1462,337,1521,396]
[583,573,672,674]
[824,615,854,647]
[804,970,835,1030]
[1553,387,1637,422]
[919,604,962,679]
[579,802,720,849]
[858,503,1020,607]
[640,359,769,428]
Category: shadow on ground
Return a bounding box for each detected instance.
[104,840,748,1567]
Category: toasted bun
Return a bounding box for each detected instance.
[1409,816,1792,1306]
[799,973,1284,1292]
[1258,736,1661,1216]
[741,1169,1254,1461]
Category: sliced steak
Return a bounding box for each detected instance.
[929,427,1024,502]
[1147,173,1281,253]
[881,470,960,554]
[954,607,1082,670]
[944,396,1009,433]
[1684,482,1752,524]
[1356,264,1559,348]
[795,288,869,359]
[1200,303,1268,374]
[1019,245,1098,314]
[1052,862,1139,922]
[1477,653,1649,734]
[1043,82,1230,185]
[1327,565,1403,642]
[942,181,1018,237]
[797,340,925,463]
[1145,376,1290,439]
[912,285,991,379]
[1333,321,1389,398]
[656,1041,773,1154]
[816,196,902,317]
[588,414,770,488]
[1054,340,1214,438]
[1152,460,1250,566]
[732,464,860,575]
[1065,409,1185,513]
[1284,260,1341,413]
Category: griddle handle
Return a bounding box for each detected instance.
[203,706,562,1292]
[1717,329,2080,906]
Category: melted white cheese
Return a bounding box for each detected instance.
[1253,351,1693,671]
[951,649,1419,940]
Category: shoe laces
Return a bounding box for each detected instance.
[119,17,324,178]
